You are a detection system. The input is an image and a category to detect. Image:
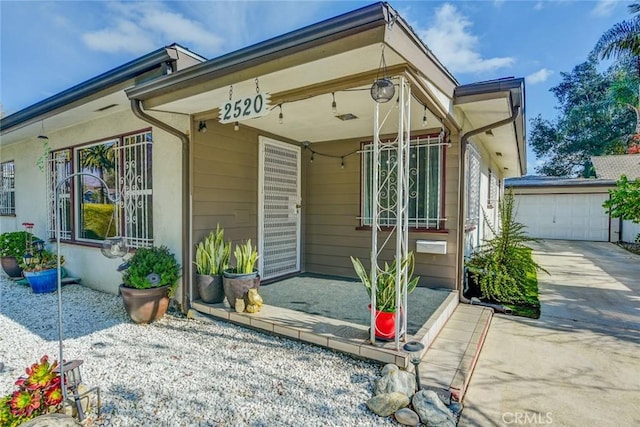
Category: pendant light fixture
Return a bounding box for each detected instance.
[38,121,49,140]
[370,46,395,103]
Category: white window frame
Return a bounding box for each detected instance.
[360,135,446,229]
[46,130,153,248]
[0,160,15,216]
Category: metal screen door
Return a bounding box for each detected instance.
[258,137,301,280]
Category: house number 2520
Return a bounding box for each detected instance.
[218,93,270,124]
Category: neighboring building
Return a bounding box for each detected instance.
[1,3,526,316]
[592,153,640,242]
[506,176,616,242]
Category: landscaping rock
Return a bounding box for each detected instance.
[366,392,410,417]
[381,363,398,376]
[395,407,420,426]
[412,390,456,427]
[375,364,416,398]
[21,413,81,427]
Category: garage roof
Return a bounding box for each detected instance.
[505,176,616,188]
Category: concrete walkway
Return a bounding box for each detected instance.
[460,240,640,426]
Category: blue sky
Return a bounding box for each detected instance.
[0,0,634,171]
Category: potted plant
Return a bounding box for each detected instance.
[222,239,259,309]
[120,245,180,324]
[0,230,36,278]
[351,252,419,340]
[20,250,64,294]
[194,224,231,304]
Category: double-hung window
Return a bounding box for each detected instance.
[361,135,445,229]
[0,160,15,215]
[47,129,153,248]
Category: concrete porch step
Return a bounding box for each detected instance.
[416,303,493,402]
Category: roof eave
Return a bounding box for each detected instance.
[454,77,527,175]
[0,46,180,133]
[125,2,390,102]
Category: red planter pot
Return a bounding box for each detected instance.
[368,304,397,340]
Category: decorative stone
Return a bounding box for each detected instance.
[61,384,92,417]
[245,304,260,313]
[395,407,420,426]
[21,413,81,426]
[375,365,416,398]
[412,390,456,427]
[366,392,410,417]
[235,298,246,313]
[381,363,398,376]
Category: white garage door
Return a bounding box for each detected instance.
[514,193,610,241]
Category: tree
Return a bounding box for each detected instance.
[529,59,635,176]
[593,3,640,138]
[603,175,640,224]
[80,144,115,203]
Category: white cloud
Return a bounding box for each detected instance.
[416,3,514,74]
[591,0,617,16]
[82,2,223,54]
[526,68,553,84]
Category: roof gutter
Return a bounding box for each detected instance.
[1,47,178,132]
[126,2,389,101]
[455,105,521,304]
[130,99,192,314]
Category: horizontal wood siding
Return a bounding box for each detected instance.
[304,136,459,290]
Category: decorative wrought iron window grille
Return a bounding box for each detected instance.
[46,130,153,248]
[360,135,446,229]
[0,160,16,215]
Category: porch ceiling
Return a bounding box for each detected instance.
[144,45,447,143]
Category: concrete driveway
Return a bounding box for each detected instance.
[459,240,640,426]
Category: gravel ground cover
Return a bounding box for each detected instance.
[0,278,396,426]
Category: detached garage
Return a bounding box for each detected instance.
[505,176,616,242]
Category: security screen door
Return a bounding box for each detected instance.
[258,137,301,280]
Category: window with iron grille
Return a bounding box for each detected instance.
[361,135,446,229]
[488,169,498,208]
[47,130,153,248]
[465,144,481,229]
[0,160,15,216]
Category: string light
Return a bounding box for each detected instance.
[422,106,428,127]
[234,121,239,131]
[340,157,345,168]
[278,104,284,124]
[310,152,314,163]
[331,92,337,114]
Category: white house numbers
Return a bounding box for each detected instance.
[218,93,271,124]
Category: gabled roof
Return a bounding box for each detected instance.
[591,154,640,180]
[0,44,206,144]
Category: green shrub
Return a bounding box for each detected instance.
[466,190,546,304]
[82,203,115,239]
[123,246,181,297]
[0,231,37,259]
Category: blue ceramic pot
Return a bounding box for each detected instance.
[24,269,58,293]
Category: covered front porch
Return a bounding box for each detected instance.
[191,274,459,368]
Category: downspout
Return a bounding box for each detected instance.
[456,105,520,311]
[131,99,192,314]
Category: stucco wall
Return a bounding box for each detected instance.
[0,108,187,296]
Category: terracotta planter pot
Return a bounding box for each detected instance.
[196,274,225,304]
[1,256,23,278]
[119,285,170,324]
[222,270,260,308]
[368,304,397,340]
[24,269,58,294]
